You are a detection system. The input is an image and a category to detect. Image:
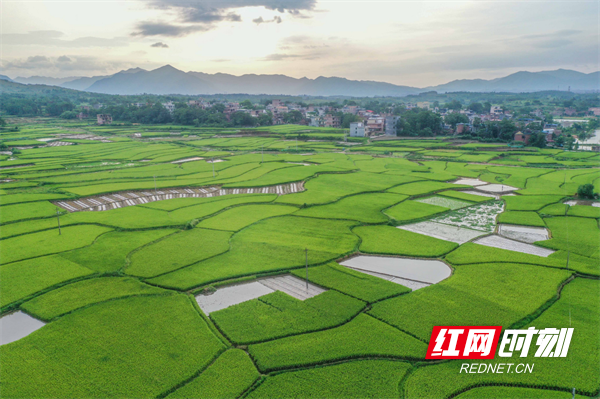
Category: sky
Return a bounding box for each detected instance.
[1,0,598,87]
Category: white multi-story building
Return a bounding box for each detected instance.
[163,101,175,113]
[350,122,366,137]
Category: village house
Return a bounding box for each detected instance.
[349,122,366,137]
[97,114,112,125]
[384,116,401,136]
[323,114,341,128]
[365,116,385,134]
[588,107,600,116]
[513,131,531,144]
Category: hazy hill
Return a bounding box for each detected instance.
[88,66,419,96]
[427,69,599,93]
[86,65,215,95]
[6,66,599,96]
[13,75,80,86]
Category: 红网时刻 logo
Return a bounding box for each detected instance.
[425,326,574,359]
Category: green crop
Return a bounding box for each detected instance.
[149,216,359,290]
[355,225,458,257]
[127,228,232,277]
[403,278,599,398]
[211,290,365,344]
[295,193,407,223]
[60,229,175,272]
[249,314,426,372]
[246,359,411,399]
[384,200,449,222]
[197,204,297,231]
[0,295,226,398]
[498,211,546,227]
[0,201,60,224]
[21,277,168,320]
[369,263,571,341]
[539,216,600,259]
[166,349,259,399]
[387,180,464,196]
[0,225,112,265]
[567,205,600,218]
[290,262,409,302]
[503,194,565,211]
[0,255,95,310]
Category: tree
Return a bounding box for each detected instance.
[578,131,589,142]
[341,113,361,128]
[528,132,546,148]
[555,135,565,147]
[240,100,254,109]
[396,109,443,137]
[444,100,462,111]
[468,102,485,114]
[230,111,255,127]
[46,101,74,116]
[60,111,77,119]
[257,112,273,126]
[577,184,597,199]
[0,116,6,127]
[444,113,469,129]
[565,135,576,150]
[283,110,304,124]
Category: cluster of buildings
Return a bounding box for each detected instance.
[349,116,401,137]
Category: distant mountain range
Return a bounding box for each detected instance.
[8,66,600,96]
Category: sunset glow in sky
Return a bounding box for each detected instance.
[2,0,598,86]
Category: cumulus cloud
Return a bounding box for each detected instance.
[253,16,282,24]
[131,22,209,37]
[132,0,316,37]
[2,31,128,47]
[147,0,316,20]
[151,42,169,48]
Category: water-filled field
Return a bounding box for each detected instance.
[1,120,598,398]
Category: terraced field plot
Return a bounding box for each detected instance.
[1,122,598,399]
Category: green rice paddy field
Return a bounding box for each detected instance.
[0,119,599,399]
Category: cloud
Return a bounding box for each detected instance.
[131,22,209,37]
[2,55,134,75]
[147,0,316,18]
[212,58,232,63]
[133,0,316,37]
[2,31,128,47]
[253,16,282,24]
[151,42,169,48]
[262,53,302,61]
[521,29,582,40]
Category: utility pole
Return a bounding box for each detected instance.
[56,209,62,235]
[572,388,576,399]
[305,248,308,291]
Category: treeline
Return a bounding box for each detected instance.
[395,109,444,136]
[103,103,275,127]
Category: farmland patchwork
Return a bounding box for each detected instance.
[0,124,598,399]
